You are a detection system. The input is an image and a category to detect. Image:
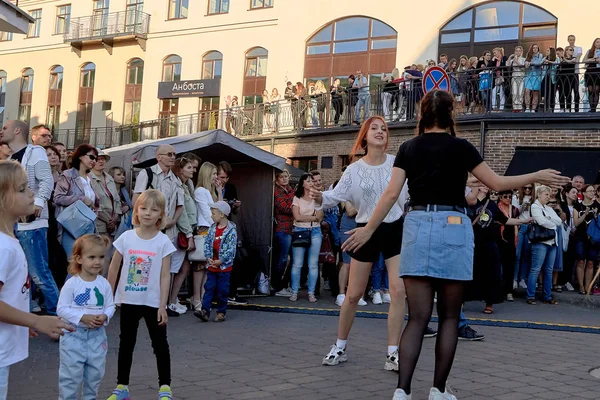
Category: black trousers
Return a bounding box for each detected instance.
[117,304,171,387]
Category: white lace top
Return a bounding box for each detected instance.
[320,154,406,224]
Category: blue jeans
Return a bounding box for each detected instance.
[355,93,371,123]
[202,271,231,314]
[16,228,59,315]
[0,366,8,400]
[291,227,322,295]
[458,309,468,329]
[371,254,388,291]
[514,224,531,281]
[59,326,108,400]
[274,231,292,291]
[527,243,557,301]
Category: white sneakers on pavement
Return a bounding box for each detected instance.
[392,389,412,400]
[335,294,345,306]
[322,345,347,366]
[358,298,367,306]
[373,292,383,305]
[518,279,527,289]
[429,387,457,400]
[275,288,292,297]
[384,349,399,371]
[168,303,186,315]
[382,292,391,303]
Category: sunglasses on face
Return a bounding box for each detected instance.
[524,186,532,190]
[490,192,499,196]
[85,154,97,161]
[501,195,512,199]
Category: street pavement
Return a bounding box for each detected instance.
[8,306,600,399]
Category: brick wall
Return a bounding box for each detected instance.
[250,127,600,188]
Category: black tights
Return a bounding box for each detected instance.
[398,277,464,394]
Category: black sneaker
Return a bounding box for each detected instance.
[194,309,209,322]
[227,296,248,305]
[424,326,437,338]
[458,325,485,341]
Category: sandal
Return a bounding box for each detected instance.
[191,300,202,310]
[483,306,493,314]
[526,299,537,305]
[543,299,559,305]
[308,294,318,303]
[553,285,563,293]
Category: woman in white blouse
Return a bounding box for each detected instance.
[192,162,223,310]
[526,185,562,305]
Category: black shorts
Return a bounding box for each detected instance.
[350,217,404,263]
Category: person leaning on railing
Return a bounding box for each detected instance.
[507,46,526,112]
[559,46,580,112]
[583,38,600,112]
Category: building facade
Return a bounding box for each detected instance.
[0,0,599,184]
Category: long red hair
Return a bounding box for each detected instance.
[349,116,389,159]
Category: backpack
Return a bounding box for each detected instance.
[145,167,153,190]
[587,216,600,246]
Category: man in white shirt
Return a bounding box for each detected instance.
[30,125,52,147]
[1,120,59,316]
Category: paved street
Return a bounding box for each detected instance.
[9,307,600,399]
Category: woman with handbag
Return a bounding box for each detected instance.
[273,170,294,297]
[290,173,323,303]
[191,162,222,310]
[526,185,563,305]
[54,144,99,263]
[108,166,133,239]
[573,184,600,294]
[166,157,199,316]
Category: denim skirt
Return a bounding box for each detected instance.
[400,210,475,281]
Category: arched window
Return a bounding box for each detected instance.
[202,51,223,79]
[0,70,6,123]
[124,59,144,137]
[200,51,223,131]
[47,66,64,131]
[439,1,557,60]
[304,17,397,88]
[243,47,268,104]
[162,55,182,82]
[77,63,96,144]
[19,68,34,123]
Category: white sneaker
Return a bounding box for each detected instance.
[335,294,346,306]
[275,288,292,297]
[384,349,399,371]
[168,304,182,314]
[382,293,391,303]
[175,303,187,314]
[506,293,514,302]
[513,280,518,290]
[373,292,383,305]
[322,345,347,366]
[518,279,527,289]
[30,300,41,313]
[429,387,457,400]
[393,388,412,400]
[565,282,575,292]
[358,298,367,306]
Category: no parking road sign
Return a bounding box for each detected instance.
[422,66,450,94]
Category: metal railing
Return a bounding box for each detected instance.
[63,10,150,42]
[51,63,600,149]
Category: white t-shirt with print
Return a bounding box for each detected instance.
[113,229,176,308]
[0,232,30,368]
[57,275,116,328]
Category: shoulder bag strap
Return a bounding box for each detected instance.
[472,199,490,226]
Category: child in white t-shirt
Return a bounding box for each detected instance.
[107,189,176,400]
[57,234,116,399]
[0,161,73,400]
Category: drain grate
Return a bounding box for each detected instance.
[591,367,600,379]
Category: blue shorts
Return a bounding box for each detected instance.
[400,210,474,281]
[574,237,599,262]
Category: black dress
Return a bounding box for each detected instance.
[465,199,508,305]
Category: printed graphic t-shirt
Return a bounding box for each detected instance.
[57,275,116,327]
[0,232,30,368]
[113,229,176,308]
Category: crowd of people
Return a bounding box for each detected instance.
[219,34,600,137]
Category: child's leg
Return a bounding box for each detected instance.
[216,272,232,314]
[201,271,217,313]
[59,328,86,399]
[141,306,171,387]
[82,327,108,400]
[116,304,143,386]
[0,366,9,400]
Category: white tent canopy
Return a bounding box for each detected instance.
[0,1,35,34]
[105,129,290,286]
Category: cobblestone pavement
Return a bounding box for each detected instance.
[9,309,600,400]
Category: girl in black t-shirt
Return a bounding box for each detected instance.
[573,184,600,294]
[343,90,570,400]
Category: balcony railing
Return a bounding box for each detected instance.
[63,10,150,42]
[52,63,600,149]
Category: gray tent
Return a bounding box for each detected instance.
[105,129,288,282]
